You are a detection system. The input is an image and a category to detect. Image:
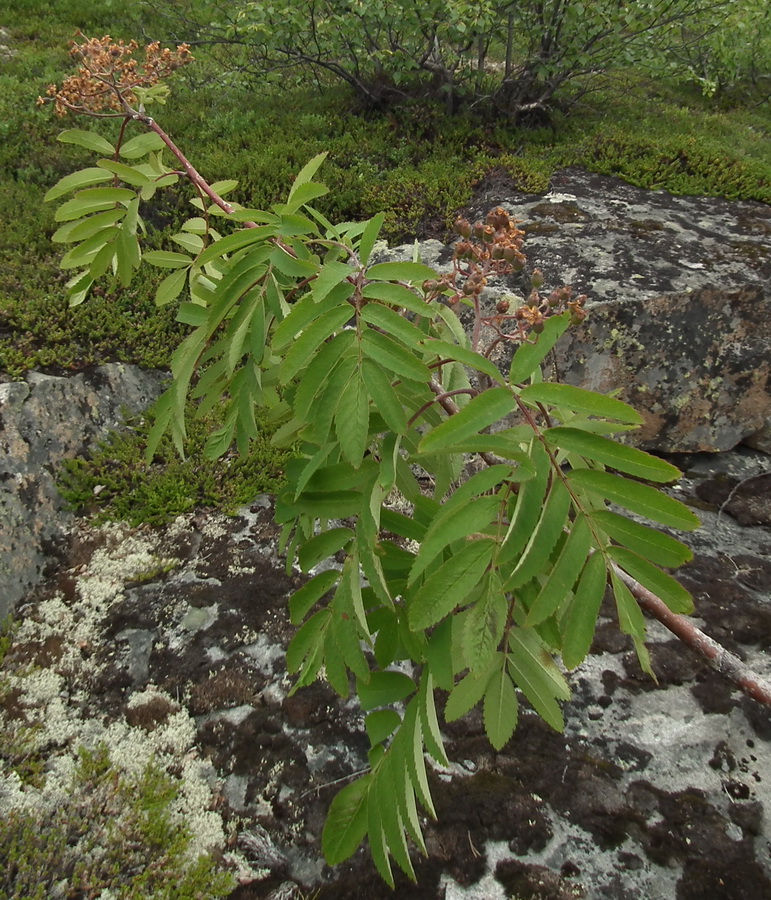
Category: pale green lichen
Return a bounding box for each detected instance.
[0,524,244,898]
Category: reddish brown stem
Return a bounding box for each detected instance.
[613,565,771,707]
[138,115,240,218]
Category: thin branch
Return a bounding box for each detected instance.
[613,565,771,707]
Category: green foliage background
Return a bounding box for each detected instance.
[1,0,769,380]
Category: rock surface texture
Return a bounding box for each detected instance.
[0,364,165,619]
[4,455,771,900]
[392,167,771,453]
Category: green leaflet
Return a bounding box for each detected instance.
[270,244,319,277]
[310,260,354,302]
[287,152,328,200]
[335,370,370,467]
[560,552,607,670]
[519,383,644,424]
[380,507,426,543]
[527,513,592,626]
[462,572,507,673]
[507,628,570,732]
[444,654,498,722]
[402,700,435,818]
[373,756,413,883]
[58,128,116,155]
[365,261,438,283]
[366,709,401,747]
[156,268,188,307]
[96,159,151,186]
[45,167,114,202]
[567,469,701,531]
[358,212,385,266]
[611,570,653,676]
[545,427,682,483]
[143,250,194,269]
[498,440,550,566]
[608,546,694,614]
[297,527,354,572]
[52,208,126,244]
[286,608,329,675]
[389,734,427,856]
[420,337,505,385]
[484,656,519,751]
[279,305,354,384]
[504,478,572,591]
[55,194,129,223]
[418,671,449,767]
[361,280,434,317]
[590,510,693,569]
[171,232,204,255]
[119,131,166,159]
[282,181,330,215]
[418,387,514,454]
[425,619,454,691]
[293,331,356,422]
[508,312,571,384]
[289,569,340,624]
[322,775,371,865]
[301,458,379,493]
[362,329,431,383]
[361,358,407,434]
[308,354,358,444]
[407,538,496,632]
[195,225,276,266]
[361,302,427,350]
[276,488,363,521]
[358,671,416,711]
[409,494,501,585]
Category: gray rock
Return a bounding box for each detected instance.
[386,168,771,453]
[0,363,166,620]
[551,285,771,452]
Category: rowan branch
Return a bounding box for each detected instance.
[613,564,771,706]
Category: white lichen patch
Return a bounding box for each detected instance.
[0,527,232,890]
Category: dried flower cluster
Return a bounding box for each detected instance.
[422,207,586,348]
[38,34,193,117]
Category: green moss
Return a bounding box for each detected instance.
[57,399,291,527]
[0,744,235,899]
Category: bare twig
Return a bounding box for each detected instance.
[613,564,771,707]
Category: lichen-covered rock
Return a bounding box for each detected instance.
[0,364,165,619]
[551,285,771,452]
[384,167,771,453]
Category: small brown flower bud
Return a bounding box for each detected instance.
[531,268,544,289]
[454,217,472,238]
[496,298,510,313]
